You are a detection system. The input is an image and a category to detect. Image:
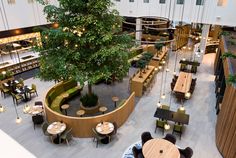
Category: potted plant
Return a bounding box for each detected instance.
[137,59,147,78]
[80,93,98,108]
[155,43,163,56]
[80,93,100,114]
[142,52,154,70]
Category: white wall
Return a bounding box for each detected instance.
[0,0,58,31]
[112,0,236,27]
[0,0,235,32]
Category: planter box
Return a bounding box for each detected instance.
[80,102,100,114]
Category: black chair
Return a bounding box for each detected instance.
[34,101,43,106]
[171,82,175,91]
[179,147,193,158]
[92,128,107,148]
[41,122,53,142]
[163,133,176,144]
[175,92,185,103]
[108,122,118,141]
[141,131,153,146]
[32,115,44,130]
[132,146,144,158]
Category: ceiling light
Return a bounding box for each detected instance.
[161,94,166,99]
[157,101,162,108]
[164,124,170,130]
[0,105,5,113]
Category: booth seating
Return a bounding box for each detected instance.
[46,80,83,113]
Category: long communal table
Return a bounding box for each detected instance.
[154,108,190,125]
[174,72,192,94]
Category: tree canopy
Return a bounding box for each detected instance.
[36,0,132,89]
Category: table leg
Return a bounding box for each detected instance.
[53,134,61,144]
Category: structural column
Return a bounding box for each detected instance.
[135,18,142,46]
[199,24,210,61]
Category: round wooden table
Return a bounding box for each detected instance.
[27,105,43,115]
[142,138,180,158]
[76,110,85,117]
[112,96,119,108]
[61,104,70,116]
[47,122,66,144]
[96,122,114,135]
[99,106,108,114]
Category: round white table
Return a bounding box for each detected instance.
[47,122,66,144]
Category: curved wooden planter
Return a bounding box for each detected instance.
[44,84,135,138]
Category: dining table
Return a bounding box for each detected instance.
[142,138,180,158]
[174,72,192,94]
[27,105,43,115]
[16,85,32,102]
[96,122,114,144]
[154,108,190,125]
[47,122,66,144]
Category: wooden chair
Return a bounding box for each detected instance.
[29,84,38,98]
[172,123,183,139]
[11,92,23,105]
[92,128,107,148]
[16,78,24,88]
[161,104,170,110]
[155,119,167,135]
[41,122,53,142]
[60,128,73,146]
[0,84,10,98]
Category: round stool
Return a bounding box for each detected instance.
[112,96,119,108]
[76,110,85,117]
[61,104,70,116]
[99,106,108,114]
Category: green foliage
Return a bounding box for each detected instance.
[142,52,154,61]
[128,47,143,59]
[136,59,147,69]
[221,52,236,60]
[80,93,98,107]
[35,0,132,90]
[155,43,163,51]
[220,31,231,36]
[0,71,13,80]
[227,74,236,85]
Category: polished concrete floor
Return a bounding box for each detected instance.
[0,50,222,158]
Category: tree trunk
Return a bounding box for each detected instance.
[88,83,92,95]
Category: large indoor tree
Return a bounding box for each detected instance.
[36,0,132,95]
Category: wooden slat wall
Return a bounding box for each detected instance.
[44,92,135,138]
[215,37,236,158]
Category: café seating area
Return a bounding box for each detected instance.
[123,132,193,158]
[0,77,38,105]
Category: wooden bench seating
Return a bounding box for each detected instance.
[46,80,83,113]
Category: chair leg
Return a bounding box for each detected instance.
[96,140,98,148]
[155,127,157,133]
[66,139,69,146]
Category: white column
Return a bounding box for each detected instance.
[135,18,142,46]
[199,24,210,61]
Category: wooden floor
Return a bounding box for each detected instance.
[0,51,222,158]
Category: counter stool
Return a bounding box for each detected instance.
[61,104,70,116]
[99,106,108,114]
[76,110,85,117]
[112,96,119,108]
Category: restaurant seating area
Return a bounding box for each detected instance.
[0,47,222,157]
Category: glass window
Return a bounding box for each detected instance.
[177,0,184,4]
[159,0,165,4]
[144,0,149,3]
[196,0,204,5]
[129,0,134,2]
